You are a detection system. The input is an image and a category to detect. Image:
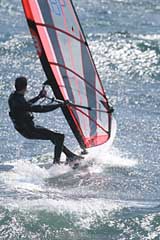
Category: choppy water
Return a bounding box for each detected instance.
[0,0,160,239]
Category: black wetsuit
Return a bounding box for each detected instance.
[8,91,75,163]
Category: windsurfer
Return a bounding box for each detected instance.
[8,76,80,164]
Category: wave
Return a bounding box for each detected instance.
[0,196,160,239]
[88,31,160,89]
[0,34,34,57]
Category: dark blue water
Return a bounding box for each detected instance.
[0,0,160,239]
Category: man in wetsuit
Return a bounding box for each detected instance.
[8,76,79,164]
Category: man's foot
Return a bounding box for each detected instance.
[81,149,88,155]
[53,159,60,164]
[66,154,84,164]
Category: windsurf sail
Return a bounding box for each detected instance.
[22,0,114,150]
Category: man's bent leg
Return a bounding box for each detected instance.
[18,126,65,164]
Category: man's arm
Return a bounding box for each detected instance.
[31,103,64,113]
[28,89,47,104]
[15,100,64,113]
[28,95,41,104]
[14,94,65,113]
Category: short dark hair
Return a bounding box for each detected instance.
[15,77,27,91]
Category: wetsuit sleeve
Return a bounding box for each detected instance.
[28,95,40,104]
[30,103,63,113]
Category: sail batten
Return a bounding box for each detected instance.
[35,22,86,44]
[22,0,113,149]
[48,61,106,97]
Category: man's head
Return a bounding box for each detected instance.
[15,77,27,92]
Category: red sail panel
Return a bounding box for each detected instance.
[22,0,113,149]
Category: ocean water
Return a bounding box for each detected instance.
[0,0,160,239]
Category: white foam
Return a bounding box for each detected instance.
[0,158,75,193]
[76,143,138,176]
[0,160,48,192]
[1,144,137,194]
[47,164,72,177]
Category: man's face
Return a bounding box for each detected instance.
[23,85,27,94]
